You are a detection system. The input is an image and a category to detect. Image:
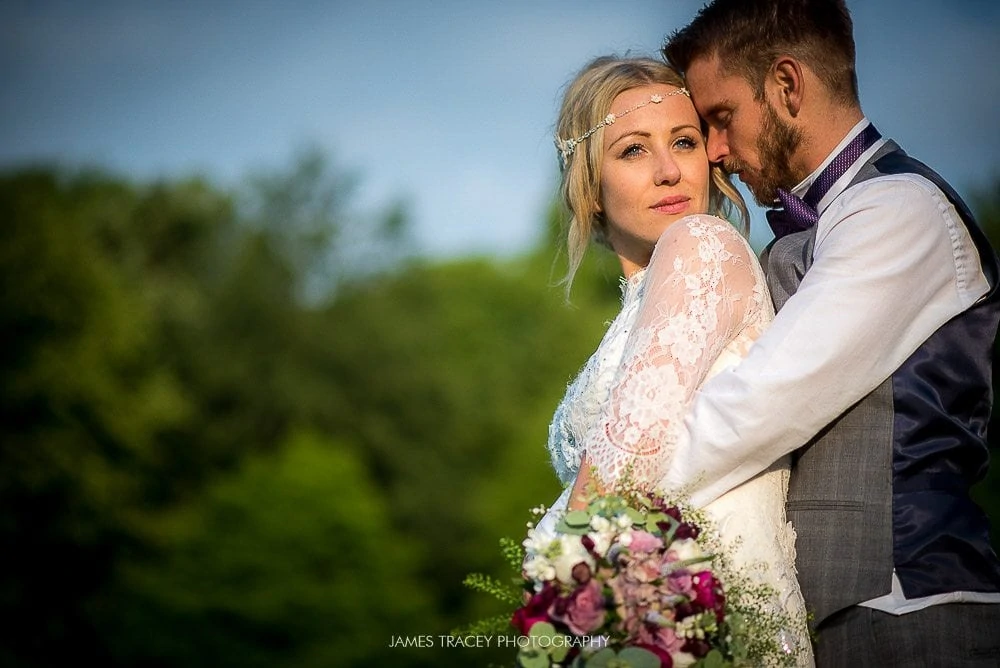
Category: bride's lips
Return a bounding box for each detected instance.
[651,195,691,215]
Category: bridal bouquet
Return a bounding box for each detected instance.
[458,485,803,667]
[512,491,742,668]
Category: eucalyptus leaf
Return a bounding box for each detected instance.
[624,507,645,525]
[695,648,728,668]
[645,511,668,526]
[555,519,590,536]
[582,648,617,668]
[523,622,572,663]
[617,646,662,668]
[517,647,550,668]
[550,641,569,662]
[529,621,558,640]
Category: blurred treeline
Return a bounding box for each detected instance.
[1,151,998,667]
[0,149,624,667]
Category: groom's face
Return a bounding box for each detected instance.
[685,54,802,206]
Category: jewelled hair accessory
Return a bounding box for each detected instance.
[555,87,690,165]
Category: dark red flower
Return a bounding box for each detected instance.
[682,638,712,658]
[673,522,700,540]
[511,582,558,635]
[646,493,670,513]
[692,571,726,622]
[674,601,696,620]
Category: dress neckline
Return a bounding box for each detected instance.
[620,267,648,305]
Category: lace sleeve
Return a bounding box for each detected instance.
[583,214,765,488]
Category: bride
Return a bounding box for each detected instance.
[540,56,813,665]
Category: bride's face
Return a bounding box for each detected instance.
[599,84,710,273]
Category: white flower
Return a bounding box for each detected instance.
[669,537,705,564]
[586,530,613,558]
[590,516,611,533]
[553,535,596,584]
[604,113,616,125]
[672,651,698,668]
[650,94,663,103]
[523,522,557,554]
[523,555,556,582]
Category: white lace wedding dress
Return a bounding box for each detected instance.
[543,214,813,666]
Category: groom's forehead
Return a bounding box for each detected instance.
[686,52,739,90]
[685,55,749,114]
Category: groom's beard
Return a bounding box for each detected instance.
[726,102,803,207]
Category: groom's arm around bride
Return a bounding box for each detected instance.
[659,1,1000,665]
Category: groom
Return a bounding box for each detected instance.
[659,0,1000,665]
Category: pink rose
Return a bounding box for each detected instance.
[511,583,558,635]
[637,621,683,656]
[634,555,663,583]
[628,530,664,553]
[549,579,607,636]
[666,570,694,597]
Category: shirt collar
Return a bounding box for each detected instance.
[789,117,872,199]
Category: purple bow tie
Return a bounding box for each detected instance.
[766,124,882,240]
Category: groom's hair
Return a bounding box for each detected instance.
[663,0,859,106]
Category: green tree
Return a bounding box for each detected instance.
[0,168,229,663]
[100,430,433,668]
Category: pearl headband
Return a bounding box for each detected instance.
[555,87,690,166]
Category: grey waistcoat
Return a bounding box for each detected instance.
[765,140,1000,626]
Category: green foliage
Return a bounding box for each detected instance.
[0,155,620,666]
[314,253,619,630]
[3,149,996,668]
[517,622,570,667]
[453,535,526,638]
[0,167,232,661]
[581,647,661,668]
[99,430,432,667]
[463,572,522,607]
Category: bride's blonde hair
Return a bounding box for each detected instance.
[554,56,748,293]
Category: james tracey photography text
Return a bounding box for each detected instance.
[388,635,610,649]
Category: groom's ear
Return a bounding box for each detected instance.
[769,56,804,118]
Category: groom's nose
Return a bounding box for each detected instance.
[706,127,730,163]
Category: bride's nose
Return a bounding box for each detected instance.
[654,152,682,186]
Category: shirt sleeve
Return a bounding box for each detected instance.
[583,214,766,488]
[661,175,990,507]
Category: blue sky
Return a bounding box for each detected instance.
[2,0,998,255]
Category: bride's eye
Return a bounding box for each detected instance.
[620,143,645,159]
[673,136,700,151]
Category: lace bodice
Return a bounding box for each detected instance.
[547,214,770,488]
[544,214,813,665]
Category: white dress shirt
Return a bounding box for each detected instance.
[660,118,998,614]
